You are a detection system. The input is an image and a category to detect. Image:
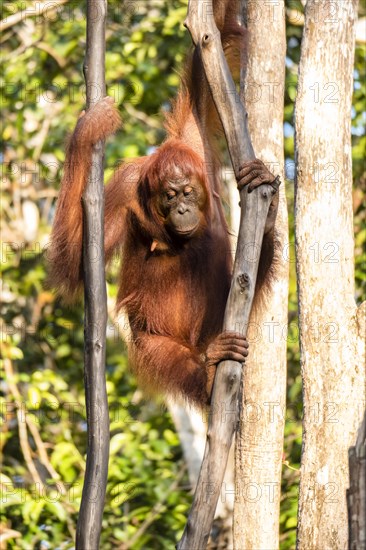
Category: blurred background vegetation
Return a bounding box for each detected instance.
[1,0,365,548]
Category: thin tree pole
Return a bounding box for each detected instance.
[75,1,109,548]
[177,1,278,547]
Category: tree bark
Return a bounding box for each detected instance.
[75,1,110,548]
[233,1,288,549]
[294,1,365,548]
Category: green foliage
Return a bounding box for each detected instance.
[353,41,366,302]
[1,250,191,549]
[1,0,364,548]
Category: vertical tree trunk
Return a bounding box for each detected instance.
[75,1,109,548]
[233,2,288,549]
[295,1,365,548]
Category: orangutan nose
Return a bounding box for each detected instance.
[178,203,189,215]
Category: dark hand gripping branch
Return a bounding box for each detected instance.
[75,1,110,548]
[177,1,278,548]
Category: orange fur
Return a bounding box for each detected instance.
[49,1,276,407]
[49,99,121,300]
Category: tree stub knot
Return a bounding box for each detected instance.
[202,33,213,46]
[238,272,250,293]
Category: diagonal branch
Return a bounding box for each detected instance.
[0,0,69,33]
[177,1,277,548]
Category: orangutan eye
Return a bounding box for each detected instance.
[167,190,176,200]
[184,186,193,196]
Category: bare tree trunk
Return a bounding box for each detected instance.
[294,1,365,548]
[75,1,109,548]
[233,2,288,549]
